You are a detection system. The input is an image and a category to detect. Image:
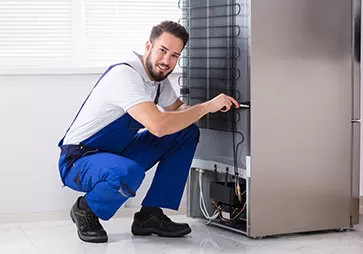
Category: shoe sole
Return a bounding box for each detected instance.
[70,210,108,243]
[131,226,192,237]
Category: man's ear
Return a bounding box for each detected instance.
[145,40,152,52]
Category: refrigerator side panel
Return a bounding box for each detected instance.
[250,0,353,237]
[353,0,361,120]
[352,122,360,225]
[351,0,361,226]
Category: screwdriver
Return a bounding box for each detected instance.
[239,102,250,108]
[221,102,250,111]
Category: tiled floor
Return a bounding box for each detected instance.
[1,215,363,254]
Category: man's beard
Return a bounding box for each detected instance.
[146,54,172,82]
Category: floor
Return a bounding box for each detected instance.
[1,215,363,254]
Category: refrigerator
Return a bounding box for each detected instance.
[180,0,361,237]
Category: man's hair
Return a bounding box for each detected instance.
[149,21,189,48]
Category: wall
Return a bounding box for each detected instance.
[0,74,99,215]
[0,73,182,219]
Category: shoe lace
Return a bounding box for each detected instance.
[156,209,172,223]
[81,212,102,231]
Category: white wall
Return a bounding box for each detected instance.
[0,74,98,215]
[0,73,184,218]
[0,71,361,218]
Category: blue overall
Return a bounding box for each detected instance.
[58,64,200,220]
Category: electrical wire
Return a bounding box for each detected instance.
[199,168,247,224]
[198,170,219,223]
[212,201,247,222]
[233,131,245,202]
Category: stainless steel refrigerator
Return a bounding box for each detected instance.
[181,0,361,237]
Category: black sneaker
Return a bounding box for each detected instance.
[70,197,108,243]
[131,208,191,237]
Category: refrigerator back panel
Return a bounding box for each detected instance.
[180,0,250,170]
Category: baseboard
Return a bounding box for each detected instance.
[0,206,187,224]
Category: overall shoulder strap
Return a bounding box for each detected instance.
[58,63,134,147]
[154,83,161,104]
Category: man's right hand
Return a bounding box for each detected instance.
[203,93,240,113]
[127,93,240,137]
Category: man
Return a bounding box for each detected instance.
[58,20,239,243]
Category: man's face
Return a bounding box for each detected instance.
[143,32,184,82]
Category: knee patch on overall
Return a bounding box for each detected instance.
[107,164,145,198]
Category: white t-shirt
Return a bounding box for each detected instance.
[62,52,178,145]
